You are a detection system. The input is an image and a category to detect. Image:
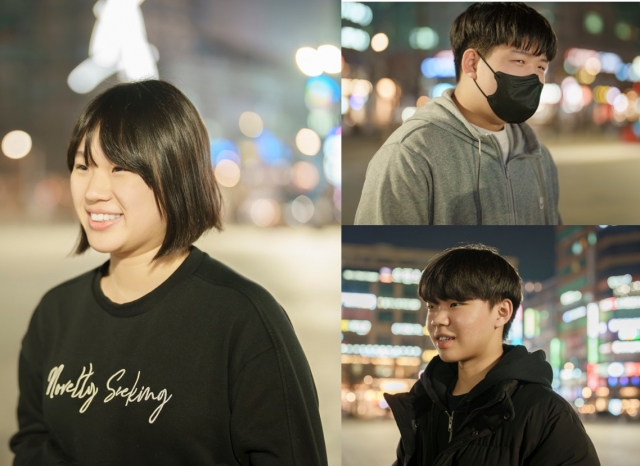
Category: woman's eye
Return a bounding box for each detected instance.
[74,164,88,171]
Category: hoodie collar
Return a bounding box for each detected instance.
[420,344,553,410]
[424,88,543,158]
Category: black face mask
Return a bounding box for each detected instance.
[473,52,543,124]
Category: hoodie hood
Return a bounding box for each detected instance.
[420,344,553,410]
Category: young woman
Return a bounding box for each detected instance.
[10,80,327,466]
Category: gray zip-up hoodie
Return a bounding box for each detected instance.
[354,88,560,225]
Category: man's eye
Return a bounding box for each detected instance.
[112,167,127,173]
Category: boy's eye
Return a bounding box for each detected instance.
[112,167,127,173]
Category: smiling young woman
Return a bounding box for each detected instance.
[10,80,328,466]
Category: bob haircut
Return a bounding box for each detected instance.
[418,244,522,340]
[450,2,558,82]
[66,79,223,260]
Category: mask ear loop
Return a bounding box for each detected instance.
[472,51,496,99]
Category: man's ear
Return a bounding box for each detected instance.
[461,48,480,80]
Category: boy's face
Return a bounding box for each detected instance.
[426,298,506,363]
[471,44,548,124]
[475,44,548,93]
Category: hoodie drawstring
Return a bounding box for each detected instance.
[476,136,484,224]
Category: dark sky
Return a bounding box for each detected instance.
[342,226,556,282]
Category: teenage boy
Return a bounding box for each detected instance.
[355,3,561,225]
[384,245,600,466]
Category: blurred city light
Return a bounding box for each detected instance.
[371,33,389,52]
[295,128,321,156]
[323,126,341,187]
[584,12,604,35]
[317,45,341,74]
[249,198,280,227]
[409,27,439,50]
[291,161,320,191]
[295,47,323,77]
[291,195,315,223]
[2,130,32,159]
[376,78,396,100]
[238,111,264,138]
[341,2,373,27]
[342,27,370,52]
[214,160,241,188]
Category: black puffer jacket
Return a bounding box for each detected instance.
[384,345,600,466]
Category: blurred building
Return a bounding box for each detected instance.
[523,225,640,420]
[341,242,518,419]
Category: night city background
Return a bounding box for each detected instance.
[342,2,640,225]
[342,225,640,466]
[0,1,340,465]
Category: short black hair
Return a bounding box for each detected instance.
[67,79,223,260]
[418,244,522,340]
[450,2,558,82]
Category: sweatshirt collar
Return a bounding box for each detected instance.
[92,246,205,317]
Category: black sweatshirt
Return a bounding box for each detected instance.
[10,246,327,466]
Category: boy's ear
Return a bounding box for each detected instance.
[495,299,513,328]
[461,48,480,80]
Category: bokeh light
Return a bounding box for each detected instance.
[249,198,281,227]
[323,126,341,187]
[376,78,396,100]
[2,130,32,159]
[238,111,264,138]
[214,159,241,188]
[254,130,292,166]
[401,107,417,121]
[295,47,323,77]
[409,27,439,50]
[292,161,320,191]
[317,45,341,74]
[371,33,389,52]
[308,110,338,137]
[296,128,321,156]
[341,2,373,27]
[291,195,315,223]
[584,12,603,34]
[342,27,370,52]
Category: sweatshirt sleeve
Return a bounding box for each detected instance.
[524,400,600,466]
[354,143,432,225]
[10,349,79,465]
[228,305,328,466]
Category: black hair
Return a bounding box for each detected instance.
[450,2,558,82]
[418,244,522,340]
[67,79,223,260]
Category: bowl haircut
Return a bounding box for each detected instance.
[450,2,558,82]
[418,244,523,340]
[66,80,223,261]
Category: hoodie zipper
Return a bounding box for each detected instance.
[503,162,517,224]
[447,411,454,442]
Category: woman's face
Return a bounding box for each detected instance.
[70,130,166,258]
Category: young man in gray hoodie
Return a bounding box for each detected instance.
[354,3,561,225]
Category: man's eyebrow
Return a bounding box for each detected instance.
[512,49,549,63]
